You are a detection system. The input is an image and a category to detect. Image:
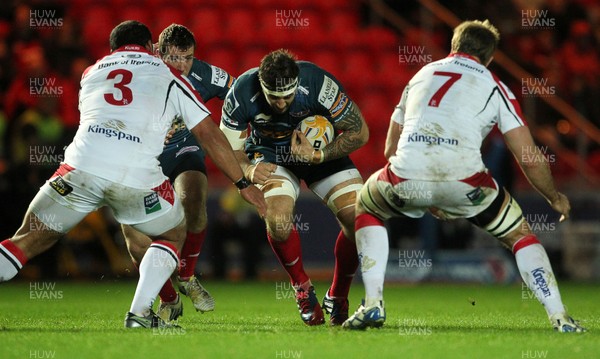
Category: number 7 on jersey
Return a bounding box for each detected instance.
[428,71,462,107]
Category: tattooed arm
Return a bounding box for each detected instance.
[322,103,369,162]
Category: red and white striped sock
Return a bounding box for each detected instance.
[513,235,565,317]
[0,239,27,282]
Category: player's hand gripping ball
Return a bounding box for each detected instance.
[296,115,334,150]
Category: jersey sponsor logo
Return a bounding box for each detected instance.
[329,92,349,118]
[406,132,458,146]
[49,176,73,196]
[466,187,486,205]
[211,66,228,87]
[175,145,200,157]
[88,124,141,143]
[451,59,484,74]
[144,192,162,214]
[318,75,339,109]
[531,267,551,298]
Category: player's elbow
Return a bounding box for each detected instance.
[384,146,395,160]
[357,124,369,148]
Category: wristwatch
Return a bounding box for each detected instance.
[234,176,251,190]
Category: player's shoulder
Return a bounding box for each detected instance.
[189,58,212,78]
[231,67,259,92]
[297,61,332,83]
[190,58,231,79]
[188,58,232,90]
[223,67,259,117]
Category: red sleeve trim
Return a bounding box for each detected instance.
[490,73,527,126]
[356,213,384,230]
[166,63,205,104]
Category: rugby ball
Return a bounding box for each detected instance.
[297,115,334,149]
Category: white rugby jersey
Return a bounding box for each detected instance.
[64,45,210,188]
[390,53,525,181]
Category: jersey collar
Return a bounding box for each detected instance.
[112,44,153,54]
[448,52,481,63]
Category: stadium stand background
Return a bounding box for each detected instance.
[1,0,598,282]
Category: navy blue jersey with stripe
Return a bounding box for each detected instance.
[164,58,235,150]
[220,61,354,163]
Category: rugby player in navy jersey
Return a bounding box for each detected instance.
[220,49,369,326]
[122,24,235,322]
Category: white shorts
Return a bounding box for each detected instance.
[30,163,184,236]
[361,163,499,220]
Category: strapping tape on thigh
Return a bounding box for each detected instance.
[484,196,524,237]
[327,183,362,214]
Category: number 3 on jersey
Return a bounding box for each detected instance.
[428,71,462,107]
[104,69,133,106]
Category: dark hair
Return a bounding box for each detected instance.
[109,20,152,51]
[158,24,196,54]
[258,49,299,90]
[451,20,500,65]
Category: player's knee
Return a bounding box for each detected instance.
[498,220,532,248]
[336,206,356,232]
[128,241,150,264]
[266,218,292,242]
[265,193,296,242]
[265,210,294,241]
[123,227,152,262]
[186,210,207,233]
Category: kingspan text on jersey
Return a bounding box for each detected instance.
[407,133,458,146]
[88,125,141,143]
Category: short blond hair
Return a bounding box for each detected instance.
[451,20,500,64]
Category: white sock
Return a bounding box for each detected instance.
[513,235,565,317]
[129,242,179,317]
[355,214,388,308]
[0,240,26,282]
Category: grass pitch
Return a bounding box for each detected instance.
[0,280,597,359]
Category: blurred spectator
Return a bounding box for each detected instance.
[208,187,266,280]
[559,21,600,129]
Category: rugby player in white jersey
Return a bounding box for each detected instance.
[0,21,266,329]
[343,20,585,333]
